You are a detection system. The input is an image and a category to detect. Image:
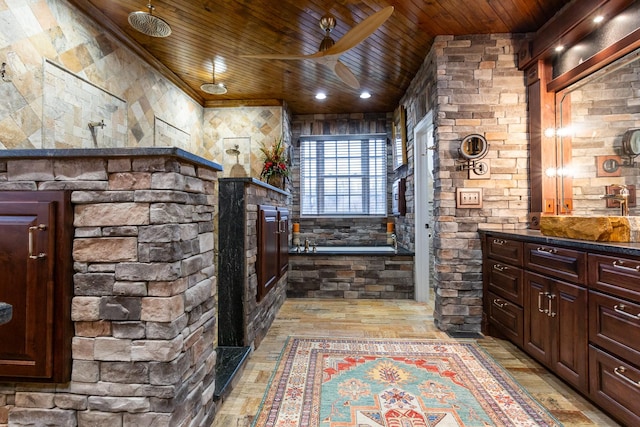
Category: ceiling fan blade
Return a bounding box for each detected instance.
[323,6,394,56]
[333,60,360,89]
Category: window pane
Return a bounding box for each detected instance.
[300,135,386,216]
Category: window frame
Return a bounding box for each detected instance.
[299,134,388,218]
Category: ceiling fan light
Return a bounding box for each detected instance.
[200,82,227,95]
[128,3,172,38]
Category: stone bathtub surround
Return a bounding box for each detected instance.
[288,248,415,299]
[0,149,222,427]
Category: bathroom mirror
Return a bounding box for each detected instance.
[557,49,640,216]
[458,134,488,160]
[622,128,640,157]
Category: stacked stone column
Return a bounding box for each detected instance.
[0,151,220,427]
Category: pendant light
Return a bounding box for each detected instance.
[200,62,227,95]
[128,2,172,38]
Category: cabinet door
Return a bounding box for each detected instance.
[257,205,278,301]
[0,191,72,382]
[589,345,640,427]
[524,271,552,366]
[277,207,289,277]
[552,279,588,392]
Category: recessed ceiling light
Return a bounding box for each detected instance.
[360,91,371,99]
[315,92,327,100]
[593,15,604,23]
[555,45,564,52]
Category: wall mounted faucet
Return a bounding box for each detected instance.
[88,119,105,129]
[602,184,630,216]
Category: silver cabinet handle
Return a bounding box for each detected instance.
[547,293,556,317]
[613,304,640,320]
[492,239,506,245]
[612,260,640,273]
[537,292,549,314]
[492,264,506,272]
[536,246,557,254]
[28,224,47,260]
[614,366,640,389]
[493,299,507,308]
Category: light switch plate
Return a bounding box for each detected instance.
[456,188,483,208]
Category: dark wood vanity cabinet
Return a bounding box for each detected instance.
[483,232,640,425]
[257,205,289,302]
[587,253,640,426]
[0,191,73,382]
[483,236,524,347]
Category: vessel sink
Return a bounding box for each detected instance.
[539,215,640,242]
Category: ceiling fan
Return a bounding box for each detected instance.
[240,6,394,89]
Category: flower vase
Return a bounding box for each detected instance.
[268,175,284,189]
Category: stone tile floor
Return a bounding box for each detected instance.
[211,298,621,426]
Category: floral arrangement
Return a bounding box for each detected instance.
[259,138,290,183]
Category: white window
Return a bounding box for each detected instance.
[300,134,387,216]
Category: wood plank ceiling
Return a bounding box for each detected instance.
[68,0,569,114]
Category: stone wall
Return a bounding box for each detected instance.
[288,252,414,299]
[400,34,530,332]
[0,149,221,427]
[0,0,204,154]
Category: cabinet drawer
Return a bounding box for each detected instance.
[589,345,640,427]
[524,243,586,284]
[486,262,523,306]
[589,290,640,367]
[485,236,523,266]
[487,291,523,348]
[588,253,640,301]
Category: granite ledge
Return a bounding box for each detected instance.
[479,229,640,257]
[0,148,223,172]
[219,177,290,196]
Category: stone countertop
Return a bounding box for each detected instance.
[0,302,12,325]
[479,229,640,257]
[0,148,223,172]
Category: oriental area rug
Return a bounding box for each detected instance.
[252,337,561,427]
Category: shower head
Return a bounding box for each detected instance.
[128,2,172,38]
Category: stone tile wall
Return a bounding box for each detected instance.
[204,107,287,180]
[400,34,530,332]
[0,0,203,155]
[288,253,414,299]
[0,151,220,427]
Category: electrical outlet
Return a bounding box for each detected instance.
[456,188,483,208]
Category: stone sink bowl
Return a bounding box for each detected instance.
[539,215,640,242]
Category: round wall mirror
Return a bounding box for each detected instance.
[622,128,640,156]
[459,134,488,161]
